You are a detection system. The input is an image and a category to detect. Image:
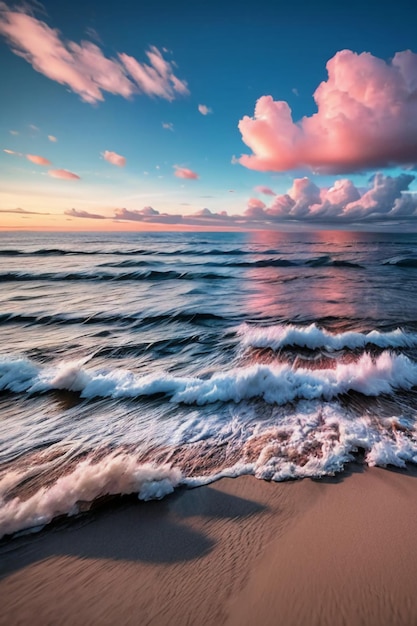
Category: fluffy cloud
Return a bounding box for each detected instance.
[102,150,126,167]
[48,169,80,180]
[63,172,417,228]
[26,154,51,165]
[0,5,188,104]
[174,166,199,180]
[238,49,417,173]
[244,173,417,223]
[198,104,212,115]
[64,208,105,219]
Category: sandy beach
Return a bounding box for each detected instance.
[1,466,417,626]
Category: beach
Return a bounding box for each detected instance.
[2,467,417,626]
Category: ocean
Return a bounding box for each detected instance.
[1,228,417,539]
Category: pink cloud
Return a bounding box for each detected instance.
[48,135,57,142]
[198,104,212,115]
[238,50,417,173]
[244,173,417,223]
[64,208,104,219]
[0,6,188,104]
[26,154,51,166]
[102,150,126,167]
[247,198,266,211]
[48,169,80,180]
[174,166,199,180]
[254,185,276,196]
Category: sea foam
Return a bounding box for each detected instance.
[1,351,417,405]
[238,323,417,351]
[0,455,182,539]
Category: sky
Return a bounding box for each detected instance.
[1,0,417,231]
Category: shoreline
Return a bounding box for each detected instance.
[1,466,417,625]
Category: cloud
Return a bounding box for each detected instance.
[238,49,417,173]
[48,135,57,142]
[0,5,188,104]
[3,148,19,155]
[247,197,266,211]
[48,169,80,180]
[244,173,417,223]
[198,104,212,115]
[26,154,51,165]
[102,150,126,167]
[254,185,276,196]
[162,122,174,131]
[9,129,18,135]
[174,166,199,179]
[0,207,50,215]
[114,207,182,224]
[64,208,105,219]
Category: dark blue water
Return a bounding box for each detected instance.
[1,229,417,538]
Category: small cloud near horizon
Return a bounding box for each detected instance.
[174,166,199,179]
[238,49,417,174]
[64,208,105,219]
[26,154,51,166]
[102,150,126,167]
[48,169,80,180]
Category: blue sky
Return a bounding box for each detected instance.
[1,0,417,230]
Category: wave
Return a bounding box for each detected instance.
[238,323,417,352]
[0,310,226,329]
[383,257,417,268]
[0,455,182,539]
[2,351,417,404]
[0,247,277,258]
[0,270,232,283]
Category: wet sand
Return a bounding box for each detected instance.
[1,467,417,626]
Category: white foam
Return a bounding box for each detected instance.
[0,455,182,539]
[2,351,417,405]
[238,323,417,351]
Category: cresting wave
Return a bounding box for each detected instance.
[0,455,183,539]
[2,351,417,404]
[0,270,232,283]
[238,323,417,351]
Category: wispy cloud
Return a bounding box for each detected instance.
[0,5,189,104]
[198,104,212,115]
[254,185,276,196]
[9,129,18,135]
[174,166,199,180]
[48,169,80,180]
[239,49,417,173]
[26,154,51,165]
[102,150,126,167]
[3,148,21,155]
[0,207,50,215]
[64,208,105,219]
[48,135,57,142]
[162,122,174,131]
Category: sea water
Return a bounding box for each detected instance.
[1,229,417,538]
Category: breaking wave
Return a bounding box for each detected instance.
[0,455,182,539]
[238,323,417,352]
[2,351,417,404]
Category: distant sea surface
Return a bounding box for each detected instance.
[2,229,417,538]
